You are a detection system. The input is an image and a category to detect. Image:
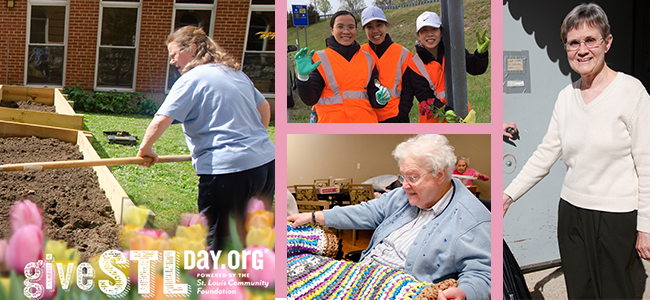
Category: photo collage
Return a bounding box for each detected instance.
[0,0,649,299]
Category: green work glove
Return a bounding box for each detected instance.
[476,29,490,54]
[374,80,390,105]
[294,47,321,81]
[445,109,459,123]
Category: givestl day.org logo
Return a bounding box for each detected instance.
[23,249,269,299]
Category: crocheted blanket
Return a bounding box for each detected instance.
[287,223,457,300]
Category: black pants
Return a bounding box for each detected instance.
[557,199,638,300]
[198,160,274,251]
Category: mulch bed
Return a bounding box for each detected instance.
[0,136,120,261]
[0,100,56,113]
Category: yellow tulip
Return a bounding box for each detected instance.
[88,253,130,285]
[152,273,186,300]
[0,277,9,293]
[130,234,170,252]
[122,206,151,227]
[175,224,208,242]
[246,226,274,249]
[120,224,144,249]
[245,210,274,231]
[246,289,276,300]
[169,236,206,269]
[45,240,68,261]
[45,240,81,287]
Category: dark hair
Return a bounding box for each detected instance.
[330,11,357,29]
[560,3,610,44]
[166,26,240,74]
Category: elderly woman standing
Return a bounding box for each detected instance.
[503,3,650,299]
[138,26,275,251]
[288,135,491,300]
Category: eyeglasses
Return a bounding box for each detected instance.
[398,173,430,185]
[565,37,604,51]
[169,48,186,61]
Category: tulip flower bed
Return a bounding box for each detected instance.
[0,136,120,261]
[0,198,275,299]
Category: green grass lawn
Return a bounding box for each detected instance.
[83,113,275,231]
[288,0,491,123]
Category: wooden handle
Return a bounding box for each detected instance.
[0,155,191,171]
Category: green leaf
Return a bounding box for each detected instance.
[229,214,244,253]
[9,270,26,300]
[0,275,8,300]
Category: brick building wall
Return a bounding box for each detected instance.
[213,0,249,64]
[66,0,100,89]
[0,2,27,85]
[135,0,174,94]
[1,0,256,95]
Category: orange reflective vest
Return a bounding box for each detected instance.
[313,48,378,123]
[408,55,472,123]
[361,43,413,122]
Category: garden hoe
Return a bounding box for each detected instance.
[0,155,191,171]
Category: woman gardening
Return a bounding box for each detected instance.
[138,26,275,252]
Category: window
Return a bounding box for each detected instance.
[165,1,216,91]
[26,4,67,86]
[95,1,141,90]
[242,6,274,95]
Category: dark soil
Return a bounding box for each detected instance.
[0,100,56,113]
[0,137,120,261]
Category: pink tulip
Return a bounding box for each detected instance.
[180,213,208,227]
[6,225,44,274]
[246,197,266,215]
[37,264,57,300]
[137,229,169,240]
[10,200,43,232]
[199,268,245,300]
[0,239,6,263]
[242,246,275,287]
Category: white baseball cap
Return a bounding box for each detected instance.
[416,11,442,33]
[361,6,387,27]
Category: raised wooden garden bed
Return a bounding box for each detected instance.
[0,120,135,224]
[0,85,83,130]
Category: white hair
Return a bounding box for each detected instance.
[392,134,456,180]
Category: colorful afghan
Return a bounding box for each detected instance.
[287,223,457,300]
[287,223,339,258]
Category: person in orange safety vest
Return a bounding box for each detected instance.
[360,6,414,123]
[403,11,490,123]
[294,11,391,123]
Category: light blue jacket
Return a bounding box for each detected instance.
[324,179,491,300]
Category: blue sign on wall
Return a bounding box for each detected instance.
[292,4,309,27]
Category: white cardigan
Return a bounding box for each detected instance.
[505,72,650,232]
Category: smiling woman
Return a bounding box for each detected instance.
[503,3,650,299]
[293,10,392,123]
[359,6,414,123]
